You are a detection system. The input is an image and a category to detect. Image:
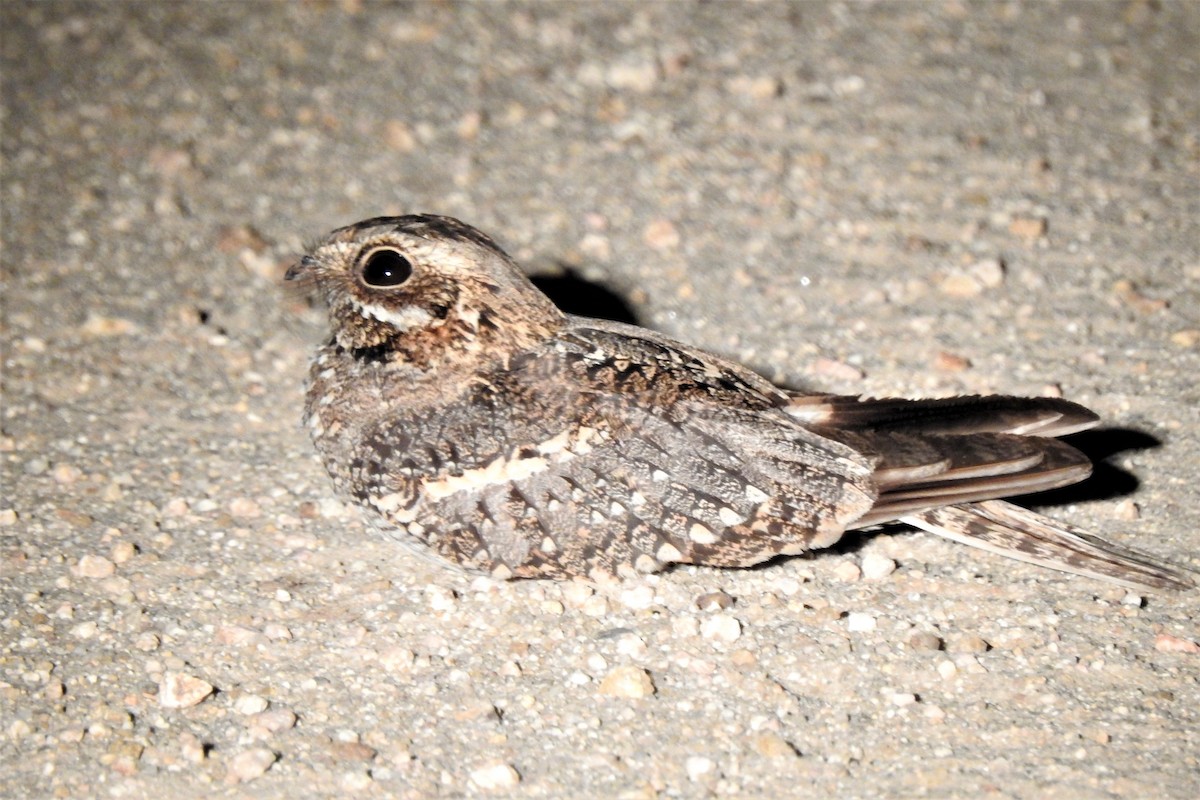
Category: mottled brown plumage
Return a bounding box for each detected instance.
[287,214,1193,591]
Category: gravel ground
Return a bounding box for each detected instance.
[3,2,1198,798]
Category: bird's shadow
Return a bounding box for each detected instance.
[531,266,640,325]
[1018,427,1159,507]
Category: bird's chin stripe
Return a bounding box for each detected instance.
[357,302,435,331]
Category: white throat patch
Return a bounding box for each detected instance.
[357,302,435,331]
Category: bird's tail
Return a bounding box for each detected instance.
[902,499,1195,592]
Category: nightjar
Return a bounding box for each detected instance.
[287,214,1192,591]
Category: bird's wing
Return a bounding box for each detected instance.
[378,323,880,579]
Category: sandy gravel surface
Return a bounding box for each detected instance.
[3,2,1198,798]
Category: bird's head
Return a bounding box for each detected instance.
[287,215,563,367]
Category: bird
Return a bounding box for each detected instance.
[286,214,1193,592]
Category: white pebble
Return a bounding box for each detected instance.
[468,761,521,791]
[847,612,877,632]
[158,672,215,708]
[426,585,458,612]
[615,634,648,659]
[700,614,742,644]
[229,497,261,518]
[561,582,594,607]
[685,756,715,781]
[598,665,655,698]
[619,585,656,610]
[234,695,269,715]
[225,748,277,783]
[74,555,115,579]
[833,561,862,582]
[69,621,98,639]
[861,552,897,580]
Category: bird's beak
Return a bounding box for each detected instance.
[284,255,319,282]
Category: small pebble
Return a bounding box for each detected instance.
[754,734,798,758]
[643,219,680,251]
[383,119,416,152]
[908,631,943,652]
[426,585,458,612]
[229,497,261,519]
[809,357,865,383]
[949,635,989,654]
[70,621,98,639]
[615,634,648,659]
[730,649,758,668]
[234,695,269,715]
[339,769,375,791]
[179,732,207,763]
[1009,216,1048,240]
[1170,329,1200,347]
[110,541,137,563]
[620,585,656,610]
[1113,499,1140,521]
[607,59,658,92]
[80,314,138,337]
[162,498,190,517]
[860,552,897,580]
[598,666,655,698]
[75,554,115,579]
[938,272,984,298]
[833,561,862,582]
[1111,279,1168,313]
[263,623,293,641]
[685,756,715,781]
[331,741,377,762]
[249,708,298,734]
[52,463,83,484]
[561,582,594,607]
[695,590,735,610]
[727,74,782,99]
[158,672,215,708]
[135,632,160,651]
[225,748,277,783]
[379,646,414,671]
[1154,633,1200,654]
[934,351,971,372]
[969,257,1006,288]
[700,614,742,644]
[468,761,521,791]
[216,625,262,646]
[582,595,610,616]
[846,612,876,633]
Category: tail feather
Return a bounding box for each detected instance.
[793,394,1191,592]
[789,394,1100,437]
[901,500,1195,592]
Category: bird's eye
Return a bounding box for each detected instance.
[359,248,413,288]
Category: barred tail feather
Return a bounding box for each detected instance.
[902,500,1195,592]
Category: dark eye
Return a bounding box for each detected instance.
[359,248,413,288]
